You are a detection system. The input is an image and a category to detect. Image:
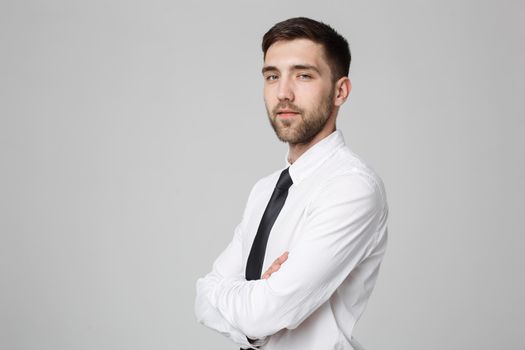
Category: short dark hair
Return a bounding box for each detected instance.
[262,17,351,81]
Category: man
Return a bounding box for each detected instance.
[194,17,388,350]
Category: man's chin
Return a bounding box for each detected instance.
[273,115,296,127]
[274,128,298,143]
[270,117,300,142]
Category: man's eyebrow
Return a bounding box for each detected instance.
[261,64,321,75]
[292,64,321,74]
[262,66,278,75]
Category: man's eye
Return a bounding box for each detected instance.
[298,74,312,80]
[265,75,278,81]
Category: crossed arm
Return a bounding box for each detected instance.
[194,174,383,346]
[195,248,287,348]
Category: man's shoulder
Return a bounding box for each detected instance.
[304,147,388,220]
[320,145,386,197]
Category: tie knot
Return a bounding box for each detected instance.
[275,168,293,191]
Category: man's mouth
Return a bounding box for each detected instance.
[276,110,300,118]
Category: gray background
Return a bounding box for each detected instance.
[1,0,524,349]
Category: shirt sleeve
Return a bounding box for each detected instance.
[194,187,268,349]
[206,174,386,340]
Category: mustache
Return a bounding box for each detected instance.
[272,102,303,116]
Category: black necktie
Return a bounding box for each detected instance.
[245,167,293,281]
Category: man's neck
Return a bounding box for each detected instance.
[287,125,336,164]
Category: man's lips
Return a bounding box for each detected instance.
[276,110,300,118]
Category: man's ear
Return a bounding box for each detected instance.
[334,77,351,107]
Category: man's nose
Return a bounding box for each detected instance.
[277,78,294,101]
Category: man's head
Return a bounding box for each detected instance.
[261,17,351,145]
[262,17,351,82]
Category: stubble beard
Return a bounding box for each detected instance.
[266,90,335,145]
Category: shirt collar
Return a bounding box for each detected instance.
[285,130,346,186]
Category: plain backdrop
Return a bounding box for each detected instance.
[1,1,524,349]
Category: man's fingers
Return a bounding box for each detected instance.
[274,251,289,264]
[262,251,290,279]
[262,265,279,279]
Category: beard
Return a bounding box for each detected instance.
[266,89,335,145]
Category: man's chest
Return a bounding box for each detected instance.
[241,185,314,274]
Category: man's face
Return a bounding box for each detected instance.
[262,39,336,145]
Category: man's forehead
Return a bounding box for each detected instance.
[263,39,328,68]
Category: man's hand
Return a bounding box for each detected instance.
[261,251,289,279]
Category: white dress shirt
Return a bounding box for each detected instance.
[195,130,388,350]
